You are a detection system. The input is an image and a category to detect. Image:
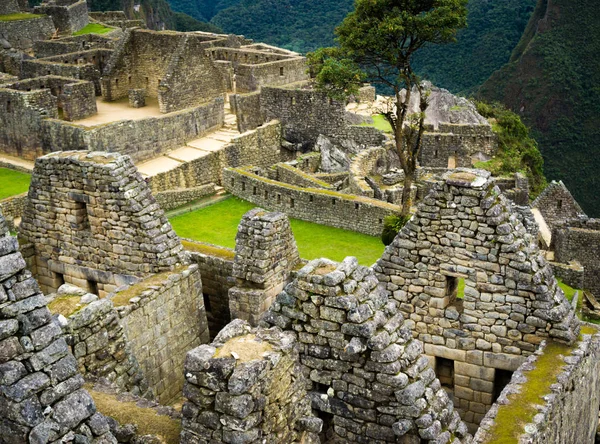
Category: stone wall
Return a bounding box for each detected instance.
[41,98,224,163]
[0,0,19,14]
[113,264,209,404]
[159,34,226,113]
[229,209,301,326]
[3,75,97,121]
[0,87,58,160]
[147,120,282,193]
[263,257,472,443]
[474,331,600,443]
[532,181,587,231]
[374,169,580,430]
[58,297,150,398]
[20,152,187,295]
[234,57,309,93]
[260,83,386,149]
[180,320,320,444]
[223,167,400,236]
[154,184,215,212]
[34,0,89,34]
[419,124,497,169]
[34,34,117,58]
[274,163,334,190]
[88,11,145,29]
[549,260,585,290]
[0,15,55,50]
[348,146,388,198]
[230,90,262,133]
[187,242,235,339]
[0,193,27,232]
[554,219,600,297]
[0,208,117,443]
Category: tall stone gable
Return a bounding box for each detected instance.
[19,151,186,295]
[375,169,580,353]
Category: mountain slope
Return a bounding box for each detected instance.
[478,0,600,216]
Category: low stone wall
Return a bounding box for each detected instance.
[185,241,235,339]
[180,320,319,444]
[34,0,89,34]
[0,15,55,50]
[474,331,600,443]
[34,34,117,58]
[60,298,150,398]
[230,90,263,133]
[0,193,27,232]
[147,120,283,193]
[41,98,225,163]
[113,264,209,404]
[550,260,585,290]
[224,167,399,236]
[235,57,309,93]
[154,184,215,212]
[275,163,334,190]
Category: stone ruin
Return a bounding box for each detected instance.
[375,169,579,430]
[0,206,118,443]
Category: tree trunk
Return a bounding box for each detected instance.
[401,168,414,216]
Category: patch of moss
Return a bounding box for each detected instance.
[0,13,44,22]
[111,266,188,307]
[87,387,181,444]
[181,239,235,260]
[47,295,83,318]
[484,340,574,443]
[448,171,477,183]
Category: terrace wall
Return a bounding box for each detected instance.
[0,193,27,232]
[0,15,55,50]
[33,0,89,34]
[223,167,399,236]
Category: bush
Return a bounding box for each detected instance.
[381,214,411,246]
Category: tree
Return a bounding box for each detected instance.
[308,0,468,216]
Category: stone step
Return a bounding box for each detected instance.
[167,146,211,162]
[187,137,229,151]
[137,156,183,176]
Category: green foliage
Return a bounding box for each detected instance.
[173,12,222,32]
[0,168,30,201]
[473,101,547,197]
[307,48,364,101]
[73,23,114,36]
[169,196,385,265]
[478,0,600,216]
[381,214,411,246]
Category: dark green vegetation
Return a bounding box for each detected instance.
[474,101,546,197]
[0,168,31,201]
[168,197,385,265]
[478,0,600,216]
[309,0,468,217]
[73,23,114,35]
[173,12,221,32]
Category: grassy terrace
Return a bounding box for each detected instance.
[73,23,114,36]
[0,168,31,200]
[169,197,385,266]
[360,114,393,133]
[0,13,44,21]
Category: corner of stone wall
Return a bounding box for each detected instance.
[228,208,300,326]
[180,319,320,444]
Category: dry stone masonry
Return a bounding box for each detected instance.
[180,319,320,444]
[374,169,580,430]
[263,257,472,443]
[229,208,300,326]
[0,208,117,443]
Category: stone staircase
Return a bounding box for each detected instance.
[137,101,239,178]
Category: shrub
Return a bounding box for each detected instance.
[381,214,411,246]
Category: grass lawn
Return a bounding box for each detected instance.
[360,114,393,133]
[0,168,31,200]
[169,197,385,265]
[73,23,114,36]
[0,13,44,21]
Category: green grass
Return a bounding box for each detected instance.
[360,114,393,133]
[169,197,385,266]
[0,13,44,22]
[73,23,114,36]
[0,168,31,200]
[457,278,465,299]
[556,278,578,302]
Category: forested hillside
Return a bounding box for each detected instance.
[478,0,600,216]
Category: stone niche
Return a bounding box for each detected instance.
[19,151,187,296]
[374,169,580,431]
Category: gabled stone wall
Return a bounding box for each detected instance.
[532,180,587,231]
[374,169,580,430]
[34,0,89,34]
[20,152,186,295]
